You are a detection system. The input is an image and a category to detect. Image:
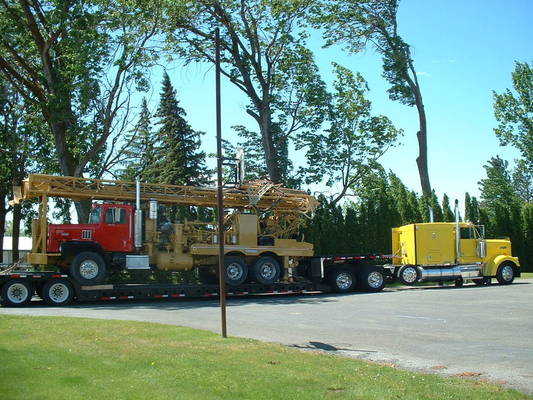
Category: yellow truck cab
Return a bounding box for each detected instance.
[389,221,520,286]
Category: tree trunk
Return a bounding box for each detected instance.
[47,118,91,222]
[258,107,282,183]
[414,93,431,196]
[12,203,20,262]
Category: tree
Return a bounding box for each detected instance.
[168,0,328,184]
[0,79,34,262]
[299,63,401,205]
[146,73,208,187]
[493,61,533,169]
[442,194,455,222]
[120,98,156,181]
[0,0,163,221]
[512,160,533,203]
[314,0,432,195]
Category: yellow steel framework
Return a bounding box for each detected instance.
[12,174,318,215]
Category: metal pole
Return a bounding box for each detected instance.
[215,27,227,338]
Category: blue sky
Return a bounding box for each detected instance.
[154,0,533,207]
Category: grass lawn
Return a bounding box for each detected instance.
[0,315,530,400]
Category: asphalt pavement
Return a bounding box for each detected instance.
[1,279,533,395]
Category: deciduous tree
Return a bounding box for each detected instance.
[314,0,432,195]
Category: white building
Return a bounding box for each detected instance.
[2,237,32,264]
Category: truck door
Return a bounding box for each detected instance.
[94,206,134,252]
[459,227,479,263]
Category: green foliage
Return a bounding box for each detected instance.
[493,61,533,169]
[477,156,532,270]
[145,72,208,187]
[168,0,328,183]
[0,0,164,220]
[120,98,157,181]
[442,194,455,222]
[299,63,401,203]
[312,0,431,195]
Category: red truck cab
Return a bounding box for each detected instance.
[47,203,135,253]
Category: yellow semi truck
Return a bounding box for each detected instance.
[387,220,520,286]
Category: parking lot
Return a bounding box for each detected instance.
[2,279,532,394]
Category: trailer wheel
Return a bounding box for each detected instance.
[397,265,420,285]
[251,256,281,284]
[224,257,248,286]
[496,262,515,285]
[42,279,74,306]
[327,267,356,293]
[1,279,33,307]
[70,251,107,285]
[358,266,385,292]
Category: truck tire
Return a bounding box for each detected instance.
[224,257,248,286]
[69,251,107,285]
[397,265,420,285]
[327,267,356,293]
[41,279,74,306]
[358,266,385,292]
[251,256,281,285]
[1,279,33,307]
[496,262,515,285]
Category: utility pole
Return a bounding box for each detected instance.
[215,27,227,338]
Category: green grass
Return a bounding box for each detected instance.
[519,272,533,279]
[0,315,530,400]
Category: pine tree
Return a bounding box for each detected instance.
[442,194,455,222]
[147,72,207,187]
[121,98,156,181]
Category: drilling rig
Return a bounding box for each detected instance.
[11,173,318,286]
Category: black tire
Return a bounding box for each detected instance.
[496,262,515,285]
[358,266,386,292]
[472,277,491,286]
[251,256,281,284]
[397,265,420,285]
[41,279,74,306]
[327,266,356,293]
[1,279,33,307]
[224,256,248,286]
[69,251,107,285]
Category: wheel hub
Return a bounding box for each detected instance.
[336,273,352,290]
[402,267,418,284]
[226,263,244,281]
[260,263,275,279]
[368,271,384,288]
[7,283,29,303]
[501,265,513,281]
[79,260,99,280]
[49,283,69,303]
